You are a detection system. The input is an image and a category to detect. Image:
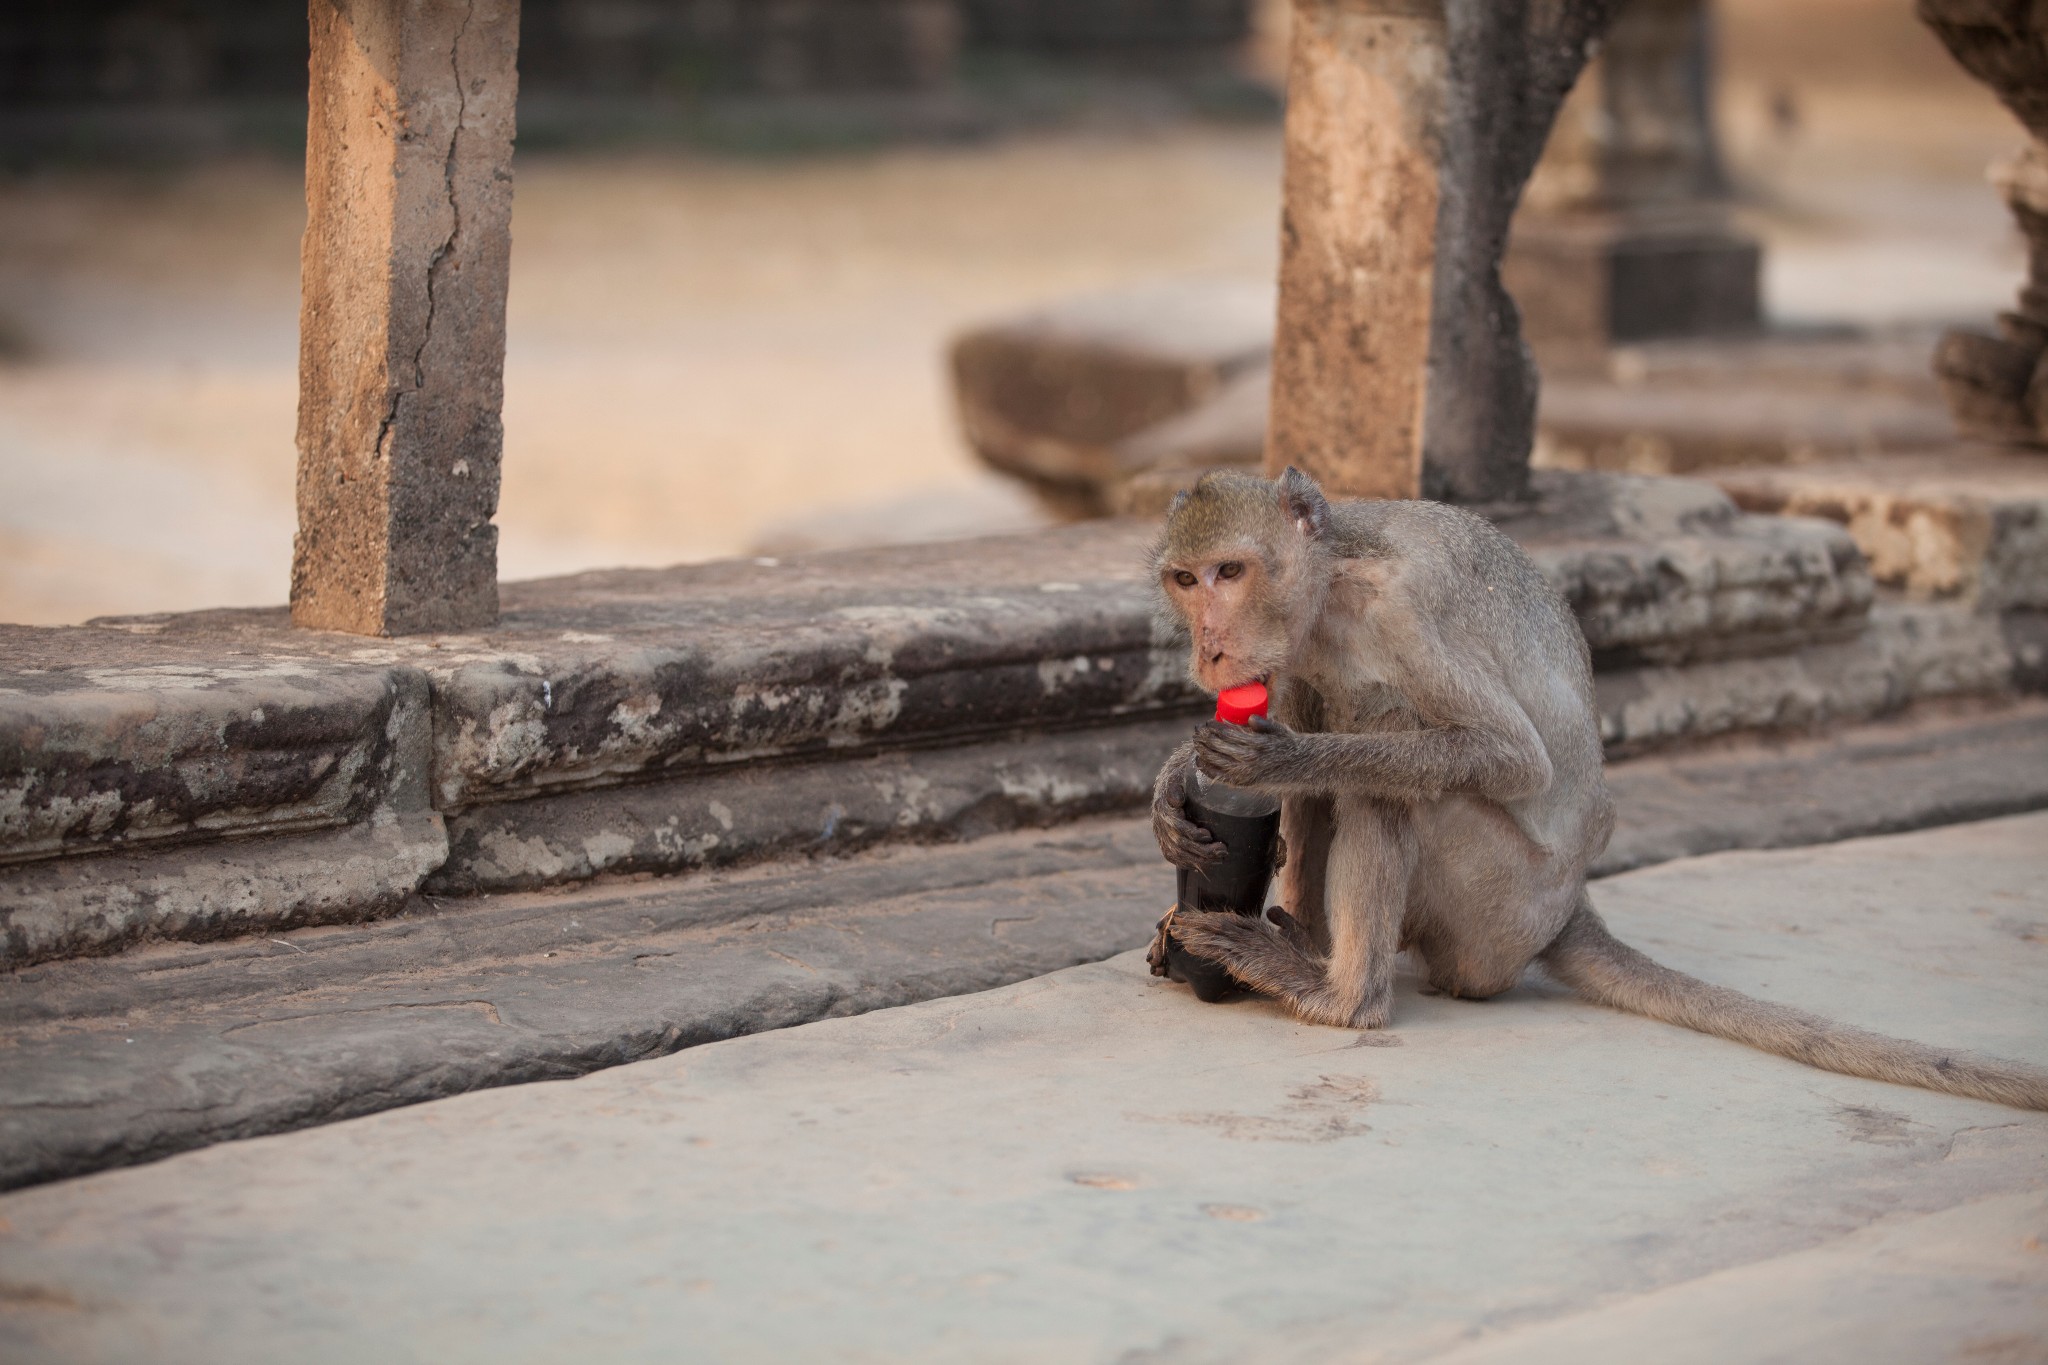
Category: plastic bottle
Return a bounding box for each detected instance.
[1163,681,1282,1001]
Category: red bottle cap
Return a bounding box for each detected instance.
[1215,681,1269,726]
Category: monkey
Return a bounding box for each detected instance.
[1146,466,2048,1111]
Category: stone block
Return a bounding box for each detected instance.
[429,717,1187,894]
[1595,602,2029,753]
[292,0,519,636]
[0,813,447,968]
[0,632,432,867]
[1504,213,1762,374]
[1714,452,2048,612]
[949,280,1272,514]
[1503,471,1874,666]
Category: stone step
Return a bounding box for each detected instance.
[1,814,2041,1359]
[3,491,1902,967]
[5,698,2046,1192]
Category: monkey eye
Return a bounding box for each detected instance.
[1173,570,1198,588]
[1216,561,1244,581]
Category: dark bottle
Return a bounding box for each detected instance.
[1163,682,1282,1002]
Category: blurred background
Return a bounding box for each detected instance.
[0,0,2024,625]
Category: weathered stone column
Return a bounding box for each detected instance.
[1264,0,1445,503]
[1503,0,1759,373]
[1264,0,1619,505]
[292,0,519,636]
[1917,0,2048,447]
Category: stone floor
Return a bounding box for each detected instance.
[3,813,2042,1363]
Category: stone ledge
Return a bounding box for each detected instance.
[0,656,429,867]
[1712,450,2048,612]
[0,812,448,967]
[428,716,1187,895]
[9,594,2031,961]
[1596,602,2040,752]
[0,523,1198,875]
[1490,471,1872,666]
[0,499,1872,878]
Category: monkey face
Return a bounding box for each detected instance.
[1160,545,1293,693]
[1151,466,1332,696]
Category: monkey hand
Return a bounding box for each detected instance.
[1153,755,1225,869]
[1193,714,1302,790]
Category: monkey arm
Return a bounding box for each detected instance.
[1194,714,1551,805]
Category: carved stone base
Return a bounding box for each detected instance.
[1504,212,1763,374]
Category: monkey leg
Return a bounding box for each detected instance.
[1277,794,1334,952]
[1404,796,1579,999]
[1309,796,1415,1028]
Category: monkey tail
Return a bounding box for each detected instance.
[1538,896,2048,1111]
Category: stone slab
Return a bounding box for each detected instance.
[3,700,2045,1193]
[1595,601,2037,751]
[948,279,1273,510]
[1492,471,1871,666]
[0,524,1199,876]
[0,500,1878,874]
[95,522,1203,815]
[1535,380,1957,474]
[1714,449,2048,611]
[0,646,431,865]
[1429,1188,2048,1365]
[0,811,448,967]
[429,715,1188,894]
[0,814,2042,1361]
[1590,696,2048,872]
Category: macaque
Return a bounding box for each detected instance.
[1148,467,2047,1111]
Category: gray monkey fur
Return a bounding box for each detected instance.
[1148,467,2048,1111]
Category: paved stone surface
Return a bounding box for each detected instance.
[0,813,2042,1362]
[0,820,1170,1193]
[4,699,2046,1194]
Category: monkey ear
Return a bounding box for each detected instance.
[1277,465,1330,541]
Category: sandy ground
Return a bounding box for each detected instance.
[0,0,2030,625]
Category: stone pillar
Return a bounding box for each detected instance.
[1503,0,1760,373]
[1264,0,1619,504]
[1917,0,2048,447]
[1264,0,1446,503]
[292,0,519,636]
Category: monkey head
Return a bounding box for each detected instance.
[1152,466,1333,694]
